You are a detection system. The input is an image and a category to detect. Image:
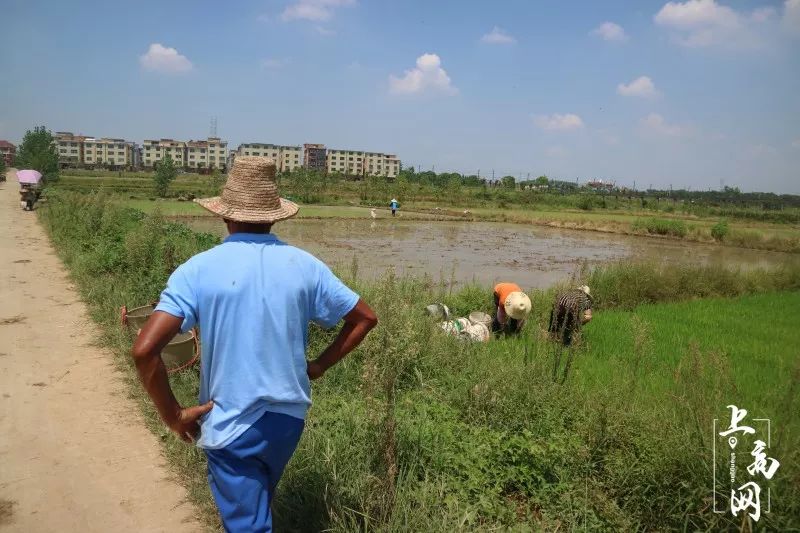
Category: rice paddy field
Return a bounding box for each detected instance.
[37,189,800,531]
[56,172,800,252]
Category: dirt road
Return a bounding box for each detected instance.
[0,173,202,531]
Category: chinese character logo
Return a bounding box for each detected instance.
[714,405,780,522]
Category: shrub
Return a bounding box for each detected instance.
[711,220,729,241]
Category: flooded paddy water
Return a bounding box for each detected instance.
[180,217,800,289]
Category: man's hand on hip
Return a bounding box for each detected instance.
[166,401,214,443]
[307,360,326,380]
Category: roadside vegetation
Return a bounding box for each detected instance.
[55,168,800,253]
[38,190,800,531]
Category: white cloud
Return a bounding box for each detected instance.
[481,26,516,44]
[545,146,568,157]
[533,113,585,131]
[653,0,772,48]
[617,76,659,98]
[281,0,355,22]
[591,22,629,42]
[389,53,457,95]
[139,43,192,73]
[784,0,800,33]
[655,0,739,29]
[640,113,686,136]
[261,58,289,69]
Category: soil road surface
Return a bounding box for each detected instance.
[0,173,202,531]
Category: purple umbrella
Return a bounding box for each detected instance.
[16,170,43,184]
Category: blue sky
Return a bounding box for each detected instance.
[1,0,799,192]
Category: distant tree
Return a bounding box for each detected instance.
[15,126,59,182]
[0,153,6,179]
[501,175,516,189]
[447,175,462,202]
[153,154,178,197]
[534,175,549,186]
[209,168,225,194]
[394,175,409,201]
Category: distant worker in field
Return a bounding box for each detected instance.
[132,157,378,532]
[492,282,532,335]
[390,198,399,217]
[548,285,593,346]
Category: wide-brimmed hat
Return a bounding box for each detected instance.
[195,156,299,223]
[577,285,590,296]
[504,291,531,320]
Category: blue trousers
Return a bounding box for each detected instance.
[205,411,305,533]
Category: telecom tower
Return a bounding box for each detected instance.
[210,117,218,137]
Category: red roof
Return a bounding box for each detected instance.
[0,140,15,149]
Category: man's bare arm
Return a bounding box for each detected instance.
[132,311,213,442]
[307,299,378,380]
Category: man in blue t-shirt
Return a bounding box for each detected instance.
[389,198,399,217]
[132,157,377,532]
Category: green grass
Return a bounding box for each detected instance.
[37,189,800,531]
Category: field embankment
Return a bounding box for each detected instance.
[38,189,800,531]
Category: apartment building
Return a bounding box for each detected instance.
[186,137,228,170]
[142,138,186,168]
[303,143,326,172]
[0,140,15,167]
[83,138,136,169]
[235,143,302,172]
[54,131,89,167]
[325,148,400,178]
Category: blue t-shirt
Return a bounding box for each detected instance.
[155,232,359,449]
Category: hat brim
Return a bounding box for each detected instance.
[194,196,299,223]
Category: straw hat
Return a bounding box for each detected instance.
[195,157,299,223]
[504,291,531,321]
[578,285,590,296]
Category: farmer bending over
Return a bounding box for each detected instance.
[132,157,377,532]
[548,285,593,346]
[491,282,531,335]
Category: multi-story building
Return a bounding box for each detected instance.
[83,138,136,169]
[235,143,302,172]
[54,132,89,167]
[142,138,187,169]
[324,147,400,178]
[186,137,228,171]
[0,140,15,167]
[365,152,401,178]
[303,143,327,172]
